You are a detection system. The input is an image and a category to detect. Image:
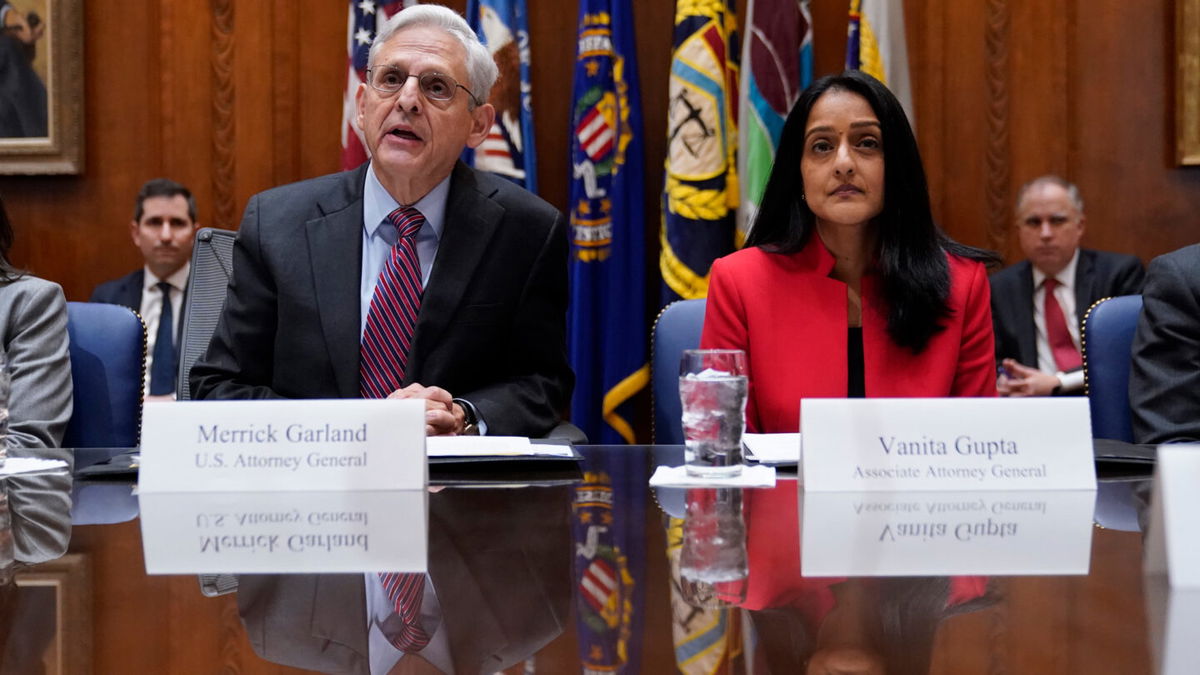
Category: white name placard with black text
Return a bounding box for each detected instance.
[1144,445,1200,588]
[801,398,1095,491]
[140,490,427,574]
[801,489,1096,576]
[139,400,426,492]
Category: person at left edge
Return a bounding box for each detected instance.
[91,178,200,401]
[0,194,72,453]
[190,6,572,438]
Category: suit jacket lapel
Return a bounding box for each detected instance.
[124,269,145,312]
[1015,261,1038,365]
[1073,248,1095,327]
[306,166,369,398]
[405,163,503,384]
[311,575,370,663]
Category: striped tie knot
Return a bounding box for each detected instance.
[388,205,425,239]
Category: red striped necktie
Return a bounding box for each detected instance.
[364,207,430,652]
[1043,278,1082,371]
[361,205,425,399]
[378,572,430,651]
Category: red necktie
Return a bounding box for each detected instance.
[361,206,425,398]
[378,572,430,651]
[363,207,430,651]
[1043,278,1081,371]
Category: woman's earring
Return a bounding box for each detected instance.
[800,193,806,201]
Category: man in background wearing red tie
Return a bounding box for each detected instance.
[990,175,1144,396]
[190,5,572,438]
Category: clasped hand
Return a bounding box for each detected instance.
[995,358,1060,397]
[386,383,467,436]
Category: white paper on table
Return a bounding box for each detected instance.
[743,433,802,464]
[425,436,575,458]
[0,457,69,477]
[649,464,776,488]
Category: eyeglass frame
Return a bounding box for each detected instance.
[364,65,484,108]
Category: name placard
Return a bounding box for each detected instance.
[800,489,1096,576]
[139,400,426,493]
[139,490,427,574]
[1144,575,1200,675]
[1143,445,1200,587]
[800,398,1096,491]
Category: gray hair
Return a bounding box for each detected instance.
[368,5,498,108]
[1015,175,1085,213]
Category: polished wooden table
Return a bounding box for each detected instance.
[0,445,1164,674]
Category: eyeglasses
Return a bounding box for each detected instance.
[365,66,482,107]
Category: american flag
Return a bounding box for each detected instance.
[342,0,418,170]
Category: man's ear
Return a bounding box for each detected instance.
[354,82,368,131]
[129,219,141,245]
[464,103,496,149]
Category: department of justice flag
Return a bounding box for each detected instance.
[342,0,417,170]
[660,0,740,303]
[465,0,538,191]
[737,0,812,244]
[567,0,648,446]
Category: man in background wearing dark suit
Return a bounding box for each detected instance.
[190,5,572,437]
[990,175,1144,396]
[90,178,199,400]
[1129,243,1200,444]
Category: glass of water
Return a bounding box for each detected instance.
[679,349,748,477]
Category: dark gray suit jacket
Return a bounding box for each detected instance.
[1130,244,1200,444]
[89,268,145,311]
[236,486,571,675]
[990,248,1145,368]
[190,162,573,436]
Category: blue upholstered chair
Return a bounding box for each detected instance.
[1082,294,1144,442]
[63,301,145,448]
[651,299,706,444]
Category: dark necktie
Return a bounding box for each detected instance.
[149,281,176,395]
[1043,278,1082,371]
[378,572,431,651]
[360,206,425,399]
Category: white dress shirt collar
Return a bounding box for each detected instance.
[363,163,449,243]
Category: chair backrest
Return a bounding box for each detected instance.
[1082,294,1144,442]
[63,302,145,448]
[651,299,706,444]
[177,228,237,400]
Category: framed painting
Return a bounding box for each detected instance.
[1179,0,1200,165]
[0,0,84,174]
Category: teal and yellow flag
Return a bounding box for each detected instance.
[660,0,740,303]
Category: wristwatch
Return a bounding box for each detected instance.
[453,398,480,436]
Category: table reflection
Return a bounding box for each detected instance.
[0,447,73,673]
[235,484,571,674]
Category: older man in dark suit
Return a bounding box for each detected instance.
[1130,243,1200,444]
[90,178,200,399]
[990,176,1144,396]
[190,5,572,437]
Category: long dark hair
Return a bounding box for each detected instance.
[0,195,25,283]
[746,70,997,352]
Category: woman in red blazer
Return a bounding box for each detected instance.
[701,71,998,434]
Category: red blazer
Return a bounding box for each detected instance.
[701,236,996,433]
